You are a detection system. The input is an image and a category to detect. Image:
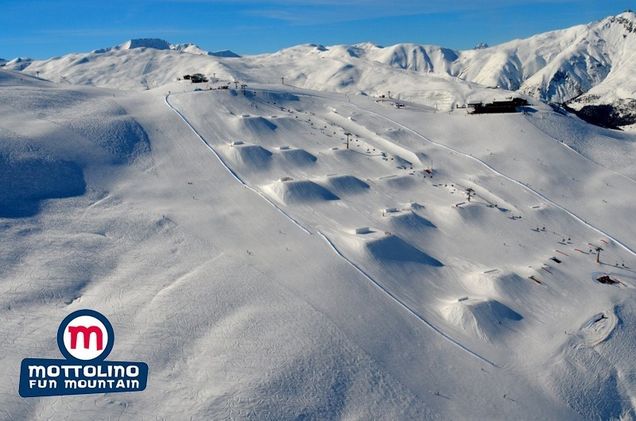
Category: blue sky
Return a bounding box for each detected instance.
[0,0,633,59]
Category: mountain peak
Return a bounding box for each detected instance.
[600,10,636,35]
[171,42,209,55]
[114,39,240,58]
[120,38,172,50]
[599,10,636,26]
[353,42,382,50]
[616,9,635,20]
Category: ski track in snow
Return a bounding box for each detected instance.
[349,101,636,258]
[317,231,498,368]
[164,93,311,235]
[166,91,496,368]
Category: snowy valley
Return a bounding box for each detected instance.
[1,11,636,421]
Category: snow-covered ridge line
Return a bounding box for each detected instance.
[4,12,634,127]
[97,38,241,58]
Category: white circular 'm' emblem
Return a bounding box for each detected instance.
[61,315,110,361]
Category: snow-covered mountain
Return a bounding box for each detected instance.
[270,11,635,124]
[4,12,634,126]
[3,60,636,418]
[0,38,507,108]
[2,57,33,71]
[297,11,635,106]
[2,11,636,420]
[459,12,635,101]
[117,38,241,57]
[96,38,240,58]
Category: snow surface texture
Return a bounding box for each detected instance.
[2,62,636,419]
[2,14,636,417]
[4,12,635,127]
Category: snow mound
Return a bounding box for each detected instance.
[66,113,151,164]
[455,202,489,221]
[463,271,533,301]
[264,179,339,204]
[387,210,436,231]
[277,148,317,167]
[440,297,522,341]
[328,148,374,165]
[224,144,272,170]
[379,174,417,190]
[237,115,278,132]
[321,175,369,195]
[362,233,443,266]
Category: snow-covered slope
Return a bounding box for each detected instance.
[1,39,246,91]
[2,65,636,419]
[458,12,636,102]
[307,11,636,107]
[2,57,34,71]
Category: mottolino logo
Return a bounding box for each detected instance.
[19,309,149,397]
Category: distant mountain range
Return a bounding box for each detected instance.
[3,11,635,127]
[118,38,241,58]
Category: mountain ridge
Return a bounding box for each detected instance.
[2,12,634,126]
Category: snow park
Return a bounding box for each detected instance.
[1,1,636,419]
